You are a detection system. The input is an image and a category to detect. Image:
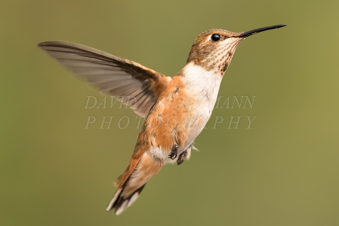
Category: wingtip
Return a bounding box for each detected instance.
[37,41,74,49]
[37,41,56,50]
[37,41,46,49]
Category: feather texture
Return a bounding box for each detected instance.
[38,41,169,117]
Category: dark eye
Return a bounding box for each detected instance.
[211,33,221,42]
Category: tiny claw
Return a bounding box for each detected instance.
[168,144,178,160]
[177,150,187,165]
[168,153,177,159]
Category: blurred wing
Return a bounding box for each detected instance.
[38,41,169,117]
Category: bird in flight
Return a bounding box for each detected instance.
[38,24,285,215]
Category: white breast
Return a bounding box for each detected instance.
[179,62,223,151]
[182,62,223,113]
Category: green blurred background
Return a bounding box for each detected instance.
[2,0,339,225]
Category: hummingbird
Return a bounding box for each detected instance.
[38,24,285,215]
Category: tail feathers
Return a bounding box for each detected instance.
[113,174,123,187]
[106,151,162,215]
[106,184,146,215]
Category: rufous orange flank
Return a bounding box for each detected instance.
[38,24,285,215]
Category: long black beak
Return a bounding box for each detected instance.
[236,24,286,38]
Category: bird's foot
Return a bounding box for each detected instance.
[177,150,187,165]
[168,144,178,160]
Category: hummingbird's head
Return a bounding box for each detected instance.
[186,25,286,76]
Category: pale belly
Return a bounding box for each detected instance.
[163,101,212,164]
